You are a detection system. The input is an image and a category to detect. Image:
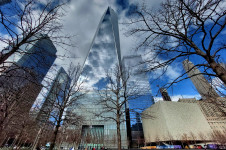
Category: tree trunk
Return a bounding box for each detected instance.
[11,135,18,148]
[20,138,28,149]
[208,59,226,84]
[116,121,121,150]
[58,141,62,150]
[49,123,60,150]
[0,109,9,137]
[0,132,8,147]
[16,137,23,150]
[32,128,43,150]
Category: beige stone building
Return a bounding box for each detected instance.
[182,60,219,99]
[141,101,213,143]
[178,97,226,133]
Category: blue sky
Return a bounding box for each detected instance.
[70,0,225,101]
[1,0,225,102]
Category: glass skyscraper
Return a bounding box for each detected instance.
[69,7,128,149]
[122,55,154,113]
[16,34,57,83]
[31,67,70,123]
[0,34,57,113]
[80,7,122,90]
[122,55,154,147]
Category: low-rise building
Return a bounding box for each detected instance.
[178,97,226,133]
[141,101,213,143]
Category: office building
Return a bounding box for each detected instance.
[183,59,219,99]
[68,7,127,149]
[0,34,57,115]
[16,34,57,83]
[0,35,57,143]
[122,55,154,147]
[31,67,70,123]
[160,88,171,101]
[1,34,57,84]
[182,60,226,133]
[178,98,226,133]
[130,112,144,148]
[141,101,213,143]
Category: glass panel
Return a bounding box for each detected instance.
[80,8,119,90]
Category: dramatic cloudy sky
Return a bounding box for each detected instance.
[55,0,163,64]
[3,0,224,101]
[52,0,202,101]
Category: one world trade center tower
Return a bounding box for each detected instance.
[69,7,128,149]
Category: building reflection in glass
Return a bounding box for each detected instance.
[69,7,128,149]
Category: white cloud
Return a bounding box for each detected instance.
[54,0,166,70]
[165,65,182,81]
[2,0,207,97]
[54,0,116,67]
[0,33,10,51]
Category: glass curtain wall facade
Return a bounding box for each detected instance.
[17,35,57,110]
[80,125,104,149]
[122,55,154,116]
[122,55,154,147]
[0,35,57,113]
[16,34,57,83]
[69,7,128,149]
[31,67,70,123]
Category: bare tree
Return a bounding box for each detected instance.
[0,0,73,68]
[0,73,41,144]
[0,102,41,148]
[35,64,85,150]
[0,0,73,139]
[65,129,82,149]
[126,0,226,86]
[94,65,152,150]
[166,132,174,145]
[155,135,160,147]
